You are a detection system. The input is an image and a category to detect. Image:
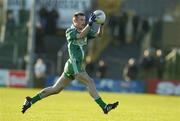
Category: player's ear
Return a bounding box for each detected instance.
[73,16,77,24]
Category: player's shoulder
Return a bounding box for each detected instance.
[66,27,75,33]
[66,25,76,34]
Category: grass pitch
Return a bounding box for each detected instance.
[0,88,180,121]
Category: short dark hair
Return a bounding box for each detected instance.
[73,12,85,18]
[72,12,85,22]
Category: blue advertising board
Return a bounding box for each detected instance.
[46,76,145,93]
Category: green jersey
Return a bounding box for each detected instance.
[63,25,96,79]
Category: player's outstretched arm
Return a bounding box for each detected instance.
[76,25,90,39]
[95,24,104,37]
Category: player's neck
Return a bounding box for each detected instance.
[73,24,83,32]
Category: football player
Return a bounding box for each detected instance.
[22,12,118,114]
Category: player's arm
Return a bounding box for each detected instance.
[76,25,91,39]
[76,13,96,39]
[95,24,104,37]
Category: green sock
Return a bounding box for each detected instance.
[95,97,107,109]
[31,93,42,104]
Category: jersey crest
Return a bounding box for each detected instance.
[72,37,87,46]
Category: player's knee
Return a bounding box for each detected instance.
[53,87,60,94]
[52,88,60,94]
[87,78,94,85]
[53,86,64,94]
[83,77,94,86]
[75,73,93,85]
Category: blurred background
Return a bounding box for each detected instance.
[0,0,180,95]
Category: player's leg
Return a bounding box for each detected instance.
[22,60,74,113]
[22,74,72,113]
[76,72,99,98]
[75,72,118,114]
[32,74,72,101]
[71,57,118,114]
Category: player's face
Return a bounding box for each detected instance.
[75,15,86,30]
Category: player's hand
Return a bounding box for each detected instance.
[88,13,96,26]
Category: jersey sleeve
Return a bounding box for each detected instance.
[87,28,96,40]
[66,28,77,42]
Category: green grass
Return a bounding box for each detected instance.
[0,88,180,121]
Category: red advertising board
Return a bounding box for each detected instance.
[147,80,160,93]
[9,70,27,87]
[147,80,180,95]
